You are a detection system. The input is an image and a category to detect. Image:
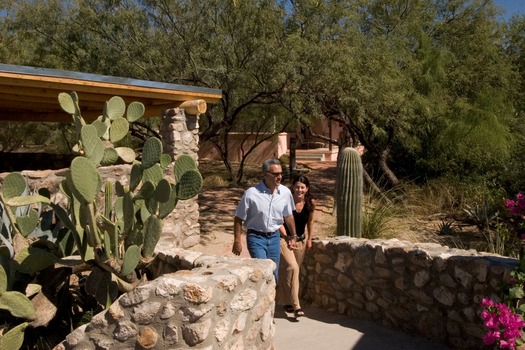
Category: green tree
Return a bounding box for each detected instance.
[283,0,421,187]
[284,0,518,189]
[2,0,296,182]
[398,0,517,182]
[140,0,296,182]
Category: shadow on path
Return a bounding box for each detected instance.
[273,304,451,350]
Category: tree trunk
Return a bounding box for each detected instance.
[378,150,399,187]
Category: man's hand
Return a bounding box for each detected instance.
[232,239,243,255]
[232,216,243,255]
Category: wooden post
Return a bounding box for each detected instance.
[329,119,333,151]
[179,99,207,115]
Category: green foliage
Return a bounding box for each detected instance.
[0,322,29,350]
[463,201,500,231]
[362,191,395,239]
[2,0,523,187]
[482,223,515,257]
[498,246,525,312]
[437,221,456,236]
[336,147,363,237]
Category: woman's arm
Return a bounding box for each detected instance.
[306,200,317,249]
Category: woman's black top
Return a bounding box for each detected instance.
[284,203,311,240]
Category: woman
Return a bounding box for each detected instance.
[275,174,316,319]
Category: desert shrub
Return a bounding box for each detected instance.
[400,175,505,217]
[361,184,398,239]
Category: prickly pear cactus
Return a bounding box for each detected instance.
[336,147,363,237]
[57,92,203,306]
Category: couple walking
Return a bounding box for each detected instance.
[232,158,316,318]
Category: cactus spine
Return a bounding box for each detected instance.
[336,147,364,237]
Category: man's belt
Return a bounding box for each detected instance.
[296,235,306,242]
[247,229,276,237]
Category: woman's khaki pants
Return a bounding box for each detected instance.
[275,237,306,310]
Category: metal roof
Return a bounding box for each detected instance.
[0,64,223,122]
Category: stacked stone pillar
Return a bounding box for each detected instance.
[158,107,202,251]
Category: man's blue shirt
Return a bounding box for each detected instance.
[235,180,295,233]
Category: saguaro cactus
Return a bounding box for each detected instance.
[336,147,363,237]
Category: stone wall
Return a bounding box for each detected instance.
[301,237,518,349]
[52,237,517,350]
[55,247,276,350]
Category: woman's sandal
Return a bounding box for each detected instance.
[294,309,305,318]
[283,305,294,313]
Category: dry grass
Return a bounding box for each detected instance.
[202,175,229,187]
[199,160,261,187]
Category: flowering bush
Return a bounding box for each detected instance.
[479,194,525,349]
[481,298,525,349]
[506,193,525,241]
[506,194,525,217]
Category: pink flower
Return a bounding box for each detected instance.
[481,299,525,350]
[483,330,501,345]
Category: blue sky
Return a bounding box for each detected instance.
[494,0,525,20]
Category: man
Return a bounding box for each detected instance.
[232,158,297,281]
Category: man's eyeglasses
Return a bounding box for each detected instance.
[266,172,283,177]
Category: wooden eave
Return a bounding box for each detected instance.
[0,64,223,123]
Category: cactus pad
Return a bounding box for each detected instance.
[5,194,50,207]
[0,322,29,350]
[0,291,35,319]
[14,247,59,274]
[120,245,140,276]
[2,173,27,199]
[92,119,109,138]
[105,96,126,120]
[136,181,155,200]
[109,117,129,143]
[70,157,101,204]
[142,215,162,258]
[158,184,178,219]
[154,179,171,203]
[15,209,39,237]
[129,163,142,192]
[58,92,77,115]
[115,147,136,163]
[100,147,119,166]
[176,169,203,200]
[143,164,163,185]
[173,155,197,183]
[81,124,105,165]
[141,138,163,169]
[126,101,145,122]
[160,154,172,169]
[0,265,6,293]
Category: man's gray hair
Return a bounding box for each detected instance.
[262,158,281,173]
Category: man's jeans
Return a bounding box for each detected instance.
[246,231,280,282]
